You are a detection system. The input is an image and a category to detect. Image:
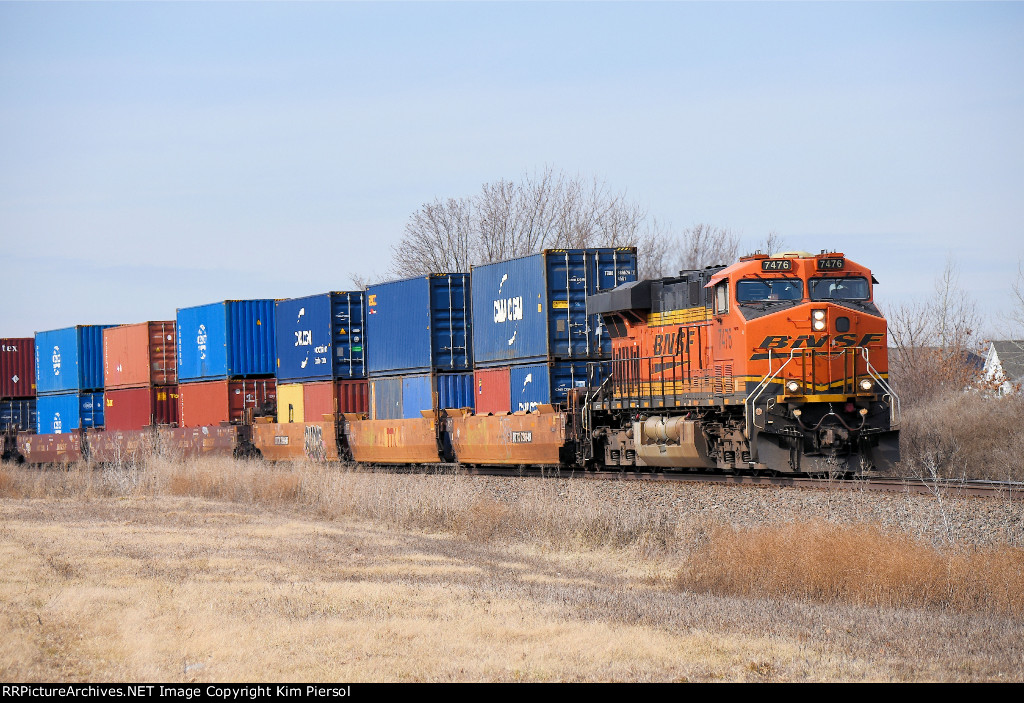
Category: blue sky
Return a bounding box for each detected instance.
[1,2,1022,337]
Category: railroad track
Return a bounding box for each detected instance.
[446,464,1024,498]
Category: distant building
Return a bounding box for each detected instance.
[982,340,1024,396]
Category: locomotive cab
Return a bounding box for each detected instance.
[585,251,900,475]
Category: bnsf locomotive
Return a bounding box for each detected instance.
[5,250,899,475]
[582,250,899,473]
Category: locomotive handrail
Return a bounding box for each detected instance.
[744,350,797,440]
[860,347,901,427]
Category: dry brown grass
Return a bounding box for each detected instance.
[1,497,1022,682]
[676,521,1024,616]
[2,454,1024,680]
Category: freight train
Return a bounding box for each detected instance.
[2,250,899,475]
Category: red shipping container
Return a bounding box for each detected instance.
[178,379,277,427]
[1,337,35,399]
[336,379,369,415]
[473,367,511,415]
[104,386,180,431]
[302,379,369,420]
[104,322,177,389]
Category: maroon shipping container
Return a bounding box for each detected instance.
[178,379,277,427]
[1,338,36,399]
[103,321,177,389]
[104,386,179,431]
[302,379,369,421]
[473,367,511,415]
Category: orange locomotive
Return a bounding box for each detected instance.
[583,251,900,474]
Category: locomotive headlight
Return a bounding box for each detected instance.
[812,309,826,331]
[786,380,801,393]
[859,378,874,392]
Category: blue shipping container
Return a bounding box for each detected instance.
[366,274,471,375]
[471,248,637,368]
[370,376,404,420]
[275,292,366,382]
[177,300,277,381]
[0,399,36,432]
[36,392,104,434]
[370,372,474,420]
[35,326,112,395]
[509,361,610,413]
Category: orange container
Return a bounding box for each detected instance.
[177,379,276,427]
[302,380,369,421]
[103,321,177,389]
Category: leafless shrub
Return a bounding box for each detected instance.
[675,520,1024,616]
[897,391,1024,481]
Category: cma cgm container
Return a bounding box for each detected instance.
[104,386,179,431]
[366,274,471,375]
[370,372,473,420]
[0,398,36,432]
[35,326,113,395]
[471,248,637,368]
[177,300,276,382]
[275,292,366,382]
[177,378,277,427]
[508,361,608,413]
[36,392,104,434]
[103,321,176,389]
[1,337,35,398]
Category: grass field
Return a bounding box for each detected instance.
[1,457,1023,681]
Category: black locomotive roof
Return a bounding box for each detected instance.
[588,264,727,316]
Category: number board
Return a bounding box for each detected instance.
[761,259,793,272]
[817,258,845,271]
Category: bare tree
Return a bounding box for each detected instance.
[391,167,748,284]
[677,223,740,270]
[1012,258,1024,334]
[751,230,787,257]
[885,256,985,403]
[392,167,648,277]
[391,196,477,276]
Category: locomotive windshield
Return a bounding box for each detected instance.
[736,278,803,302]
[809,277,870,301]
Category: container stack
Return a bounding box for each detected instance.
[470,248,637,413]
[34,326,112,434]
[1,337,37,432]
[365,274,474,419]
[175,300,278,427]
[273,291,369,423]
[102,321,179,431]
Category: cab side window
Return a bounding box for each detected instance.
[715,281,729,315]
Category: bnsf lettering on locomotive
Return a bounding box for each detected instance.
[756,333,885,350]
[510,431,533,443]
[791,334,828,349]
[493,296,524,323]
[652,328,695,356]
